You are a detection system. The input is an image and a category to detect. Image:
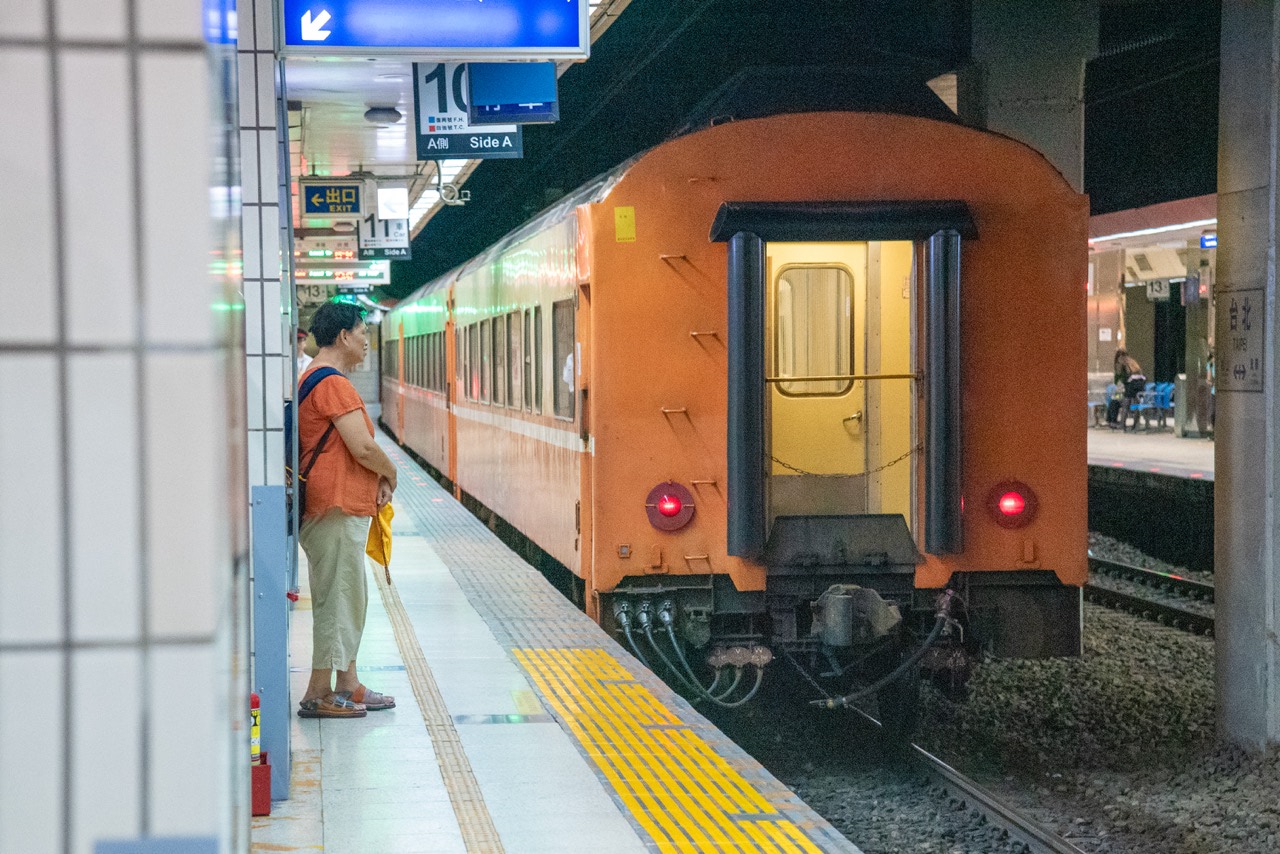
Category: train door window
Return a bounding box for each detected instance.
[492,314,507,406]
[480,319,492,403]
[508,310,522,410]
[534,305,544,414]
[523,309,533,412]
[775,265,853,396]
[552,298,575,419]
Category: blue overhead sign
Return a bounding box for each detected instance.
[279,0,590,59]
[301,182,362,215]
[467,62,560,125]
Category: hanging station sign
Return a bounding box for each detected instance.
[279,0,590,60]
[413,62,522,161]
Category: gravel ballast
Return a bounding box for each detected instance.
[710,536,1280,853]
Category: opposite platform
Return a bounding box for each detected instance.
[252,430,860,853]
[1088,426,1214,480]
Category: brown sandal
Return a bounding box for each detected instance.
[298,692,367,718]
[350,684,396,711]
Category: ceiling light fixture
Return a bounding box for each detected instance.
[363,106,402,124]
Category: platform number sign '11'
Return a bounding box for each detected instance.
[414,62,523,161]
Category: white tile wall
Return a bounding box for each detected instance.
[242,203,263,280]
[0,651,63,854]
[69,354,141,642]
[0,49,57,344]
[63,54,135,345]
[141,54,215,347]
[149,644,219,834]
[0,0,45,37]
[55,0,126,40]
[1,1,247,849]
[0,357,62,645]
[71,649,142,854]
[240,129,261,204]
[137,0,203,41]
[146,352,222,639]
[245,281,265,354]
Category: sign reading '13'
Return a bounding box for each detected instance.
[414,63,522,161]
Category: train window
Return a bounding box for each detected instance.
[481,319,493,403]
[493,315,507,406]
[409,336,417,387]
[469,323,481,401]
[774,265,853,396]
[552,298,575,419]
[523,310,533,411]
[456,331,463,390]
[436,332,445,392]
[507,311,522,410]
[533,305,544,413]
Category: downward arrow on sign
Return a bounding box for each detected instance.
[301,9,332,41]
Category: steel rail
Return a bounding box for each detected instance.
[1084,583,1215,636]
[849,708,1089,854]
[1088,554,1215,602]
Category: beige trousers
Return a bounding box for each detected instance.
[299,509,372,671]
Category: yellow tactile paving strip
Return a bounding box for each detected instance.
[515,648,824,854]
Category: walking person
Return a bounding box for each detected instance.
[296,302,398,718]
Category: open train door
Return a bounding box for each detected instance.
[763,242,920,527]
[715,201,973,560]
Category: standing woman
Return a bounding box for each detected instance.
[295,301,398,717]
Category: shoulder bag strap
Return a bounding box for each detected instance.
[297,367,343,480]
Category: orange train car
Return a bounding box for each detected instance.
[382,109,1087,718]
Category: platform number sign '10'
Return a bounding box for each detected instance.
[414,62,523,161]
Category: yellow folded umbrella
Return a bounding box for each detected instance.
[366,502,394,583]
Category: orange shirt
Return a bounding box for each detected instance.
[298,366,378,519]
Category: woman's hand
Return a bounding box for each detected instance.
[376,478,394,509]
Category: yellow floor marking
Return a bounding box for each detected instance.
[515,652,685,854]
[560,651,753,851]
[776,820,822,853]
[740,819,784,854]
[539,652,720,852]
[516,648,825,854]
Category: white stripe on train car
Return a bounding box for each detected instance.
[453,403,589,454]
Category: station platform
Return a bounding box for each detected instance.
[1087,426,1214,480]
[251,432,858,854]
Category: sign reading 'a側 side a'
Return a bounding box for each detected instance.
[413,63,522,161]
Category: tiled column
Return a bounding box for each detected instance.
[0,1,249,853]
[238,0,290,491]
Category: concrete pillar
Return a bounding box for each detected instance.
[1215,1,1280,751]
[0,1,249,850]
[967,0,1098,192]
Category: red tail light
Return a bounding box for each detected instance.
[645,482,695,531]
[987,481,1037,529]
[657,495,682,517]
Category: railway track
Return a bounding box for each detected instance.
[853,709,1090,854]
[1088,555,1214,601]
[1086,554,1215,636]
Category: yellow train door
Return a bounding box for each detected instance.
[766,241,916,526]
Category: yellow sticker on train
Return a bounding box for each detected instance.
[614,206,636,242]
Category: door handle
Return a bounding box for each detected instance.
[843,411,863,425]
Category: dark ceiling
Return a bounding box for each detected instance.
[387,0,1220,299]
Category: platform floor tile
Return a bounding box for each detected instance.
[379,434,859,854]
